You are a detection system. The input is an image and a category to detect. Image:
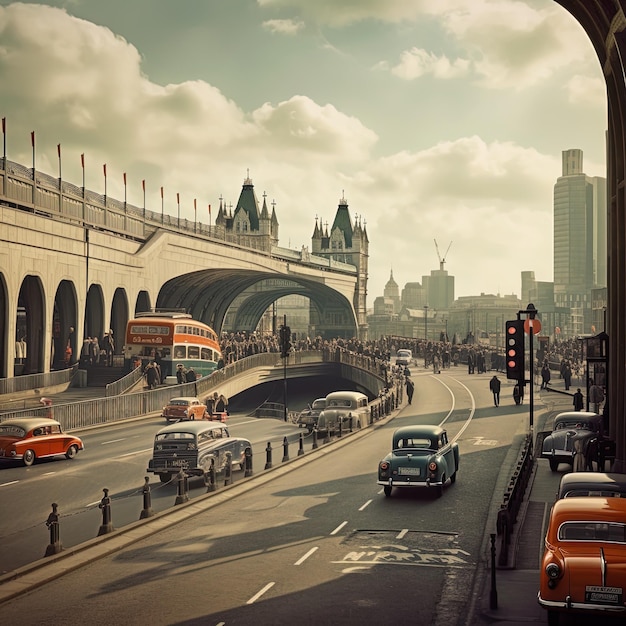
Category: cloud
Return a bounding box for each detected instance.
[386,48,470,80]
[262,18,305,35]
[566,74,606,108]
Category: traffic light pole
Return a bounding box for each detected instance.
[518,304,537,444]
[282,314,288,422]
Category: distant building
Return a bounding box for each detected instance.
[383,270,401,313]
[401,282,426,309]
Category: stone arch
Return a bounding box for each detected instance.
[135,290,151,316]
[110,288,129,356]
[17,275,45,375]
[0,274,8,378]
[52,280,78,370]
[84,284,105,343]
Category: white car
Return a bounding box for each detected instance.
[395,349,413,367]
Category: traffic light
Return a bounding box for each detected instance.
[280,325,292,358]
[505,320,525,380]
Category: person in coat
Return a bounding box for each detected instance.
[489,375,501,407]
[573,388,584,411]
[405,377,415,405]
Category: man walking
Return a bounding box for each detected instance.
[489,375,501,407]
[406,377,415,405]
[573,388,584,411]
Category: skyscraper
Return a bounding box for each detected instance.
[553,149,606,335]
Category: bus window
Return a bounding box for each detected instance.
[188,346,200,359]
[174,346,186,359]
[201,347,211,360]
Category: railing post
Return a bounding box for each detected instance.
[338,418,343,438]
[312,428,318,450]
[265,441,273,469]
[174,469,189,505]
[224,451,232,486]
[244,446,253,476]
[139,476,154,519]
[44,502,62,557]
[282,436,289,462]
[97,488,114,536]
[298,432,304,456]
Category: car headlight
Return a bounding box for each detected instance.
[428,461,438,472]
[379,461,389,471]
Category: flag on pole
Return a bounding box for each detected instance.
[1,117,5,134]
[142,179,145,192]
[176,192,180,204]
[81,153,85,168]
[160,186,163,198]
[57,144,61,158]
[103,163,107,178]
[31,131,35,148]
[123,172,126,185]
[208,204,211,216]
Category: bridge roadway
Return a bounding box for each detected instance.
[0,367,585,626]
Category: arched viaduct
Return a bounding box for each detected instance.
[0,203,362,379]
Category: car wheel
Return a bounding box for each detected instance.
[23,449,36,466]
[546,610,559,626]
[158,473,170,483]
[65,444,78,460]
[383,485,392,497]
[549,458,559,472]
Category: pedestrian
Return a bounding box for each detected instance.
[540,360,551,389]
[185,367,197,383]
[573,388,584,411]
[205,393,216,416]
[589,381,604,414]
[101,330,115,367]
[489,375,501,407]
[513,383,522,405]
[145,362,159,389]
[90,336,100,365]
[563,361,572,391]
[176,363,186,384]
[405,377,415,405]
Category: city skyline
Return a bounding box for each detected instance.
[0,1,607,300]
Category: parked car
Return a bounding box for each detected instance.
[161,396,209,422]
[297,398,326,432]
[377,424,459,497]
[395,349,413,367]
[556,471,626,500]
[0,418,84,466]
[316,390,369,435]
[538,497,626,625]
[539,411,607,472]
[147,421,251,483]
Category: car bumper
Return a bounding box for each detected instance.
[377,478,443,488]
[538,592,626,614]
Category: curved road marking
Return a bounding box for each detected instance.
[430,375,476,443]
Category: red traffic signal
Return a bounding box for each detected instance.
[505,320,525,380]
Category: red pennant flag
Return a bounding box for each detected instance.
[103,163,107,177]
[31,131,35,147]
[123,172,127,185]
[81,153,85,169]
[177,192,180,204]
[57,144,61,158]
[160,186,163,198]
[1,117,5,134]
[142,179,145,192]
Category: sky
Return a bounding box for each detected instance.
[0,0,607,305]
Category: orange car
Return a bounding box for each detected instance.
[161,397,208,422]
[0,418,84,466]
[538,497,626,625]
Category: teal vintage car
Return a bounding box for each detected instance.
[377,425,459,497]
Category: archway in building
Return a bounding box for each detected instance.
[52,280,78,370]
[110,288,129,356]
[17,275,45,375]
[0,275,7,378]
[84,284,105,344]
[135,290,151,316]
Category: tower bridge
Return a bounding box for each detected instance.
[0,159,368,379]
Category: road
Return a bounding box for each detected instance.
[0,367,530,625]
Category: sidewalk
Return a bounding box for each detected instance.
[473,380,576,625]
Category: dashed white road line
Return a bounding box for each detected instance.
[246,582,275,604]
[294,546,318,565]
[330,521,348,535]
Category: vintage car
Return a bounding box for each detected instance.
[0,418,84,466]
[538,497,626,625]
[377,424,459,497]
[540,411,607,472]
[316,390,369,435]
[556,472,626,500]
[161,396,209,422]
[147,421,251,483]
[296,398,326,432]
[395,349,413,367]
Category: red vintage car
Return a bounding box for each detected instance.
[161,397,209,422]
[539,497,626,625]
[0,418,84,466]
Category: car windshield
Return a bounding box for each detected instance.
[0,425,26,437]
[556,420,591,430]
[312,400,326,410]
[155,432,195,441]
[564,489,625,498]
[559,521,626,542]
[395,437,433,449]
[169,400,191,406]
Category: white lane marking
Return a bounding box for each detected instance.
[431,375,476,443]
[101,438,126,445]
[331,521,348,535]
[86,500,101,507]
[116,448,153,458]
[294,546,318,565]
[0,480,19,487]
[246,582,275,604]
[42,472,56,476]
[396,529,409,539]
[359,499,372,511]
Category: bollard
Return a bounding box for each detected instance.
[265,441,273,470]
[490,533,498,609]
[244,446,253,477]
[44,502,62,557]
[97,488,114,536]
[298,432,304,456]
[312,428,318,450]
[174,468,189,505]
[348,416,353,433]
[338,418,343,438]
[205,457,217,492]
[139,476,154,519]
[224,451,232,486]
[282,436,289,462]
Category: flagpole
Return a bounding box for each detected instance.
[57,144,62,187]
[142,179,146,221]
[31,131,35,174]
[123,172,127,211]
[81,153,85,195]
[103,163,107,204]
[194,198,197,233]
[2,117,6,168]
[160,186,164,224]
[177,192,180,228]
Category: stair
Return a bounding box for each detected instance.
[85,365,126,388]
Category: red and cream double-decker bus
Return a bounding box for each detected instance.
[123,311,222,380]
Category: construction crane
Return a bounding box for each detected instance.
[434,239,453,271]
